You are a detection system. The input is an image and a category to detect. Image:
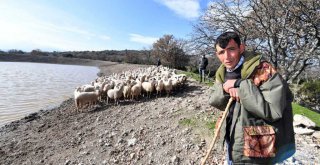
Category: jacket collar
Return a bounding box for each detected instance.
[215,51,262,83]
[226,56,244,72]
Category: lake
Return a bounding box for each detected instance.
[0,62,99,127]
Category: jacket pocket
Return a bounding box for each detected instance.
[243,125,276,158]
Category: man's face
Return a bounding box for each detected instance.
[215,39,244,69]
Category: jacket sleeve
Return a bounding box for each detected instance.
[208,82,230,110]
[238,73,287,122]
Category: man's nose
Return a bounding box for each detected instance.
[223,51,231,59]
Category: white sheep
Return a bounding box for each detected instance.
[81,84,95,92]
[74,89,100,111]
[107,83,124,105]
[123,80,135,100]
[142,79,156,98]
[102,81,115,100]
[163,78,173,97]
[131,80,142,100]
[155,79,164,97]
[171,77,179,90]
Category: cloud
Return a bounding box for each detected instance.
[99,35,111,41]
[129,34,158,45]
[156,0,200,19]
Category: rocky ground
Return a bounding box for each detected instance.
[0,59,319,164]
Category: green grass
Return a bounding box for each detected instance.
[180,71,214,86]
[179,118,196,127]
[178,116,218,136]
[292,103,320,127]
[205,121,216,132]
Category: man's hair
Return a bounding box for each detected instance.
[215,32,241,49]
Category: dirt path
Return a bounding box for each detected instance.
[0,59,319,164]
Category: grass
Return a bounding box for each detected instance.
[205,121,216,132]
[179,118,216,132]
[180,71,214,86]
[178,116,218,137]
[292,103,320,127]
[179,118,196,127]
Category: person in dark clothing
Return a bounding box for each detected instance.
[157,58,161,67]
[198,54,208,82]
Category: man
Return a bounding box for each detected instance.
[209,32,295,164]
[157,58,161,67]
[199,54,208,82]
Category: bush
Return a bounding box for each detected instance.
[298,80,320,105]
[186,66,198,73]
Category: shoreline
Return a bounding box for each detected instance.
[0,55,148,128]
[0,54,118,75]
[0,54,149,76]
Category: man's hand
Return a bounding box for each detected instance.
[228,88,240,102]
[222,79,236,92]
[223,79,240,102]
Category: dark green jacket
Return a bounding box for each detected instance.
[209,52,295,164]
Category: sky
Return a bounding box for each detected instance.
[0,0,211,52]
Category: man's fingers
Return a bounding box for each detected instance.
[229,88,240,102]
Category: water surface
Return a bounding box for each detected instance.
[0,62,99,127]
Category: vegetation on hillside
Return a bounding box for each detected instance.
[298,80,320,105]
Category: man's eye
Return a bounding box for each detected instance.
[217,51,224,55]
[228,47,236,51]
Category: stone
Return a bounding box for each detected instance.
[294,127,315,135]
[312,131,320,140]
[293,114,316,128]
[127,138,137,147]
[65,160,71,165]
[171,155,180,164]
[130,153,135,159]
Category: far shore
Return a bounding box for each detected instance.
[0,54,149,76]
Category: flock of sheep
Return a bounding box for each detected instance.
[73,65,188,111]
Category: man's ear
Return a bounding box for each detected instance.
[240,44,245,54]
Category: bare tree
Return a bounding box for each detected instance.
[152,35,189,69]
[191,0,320,82]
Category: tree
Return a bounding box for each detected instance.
[8,49,24,54]
[31,49,47,56]
[191,0,320,82]
[152,35,189,69]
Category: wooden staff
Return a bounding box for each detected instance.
[201,97,233,165]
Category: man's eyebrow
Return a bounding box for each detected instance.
[216,50,225,54]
